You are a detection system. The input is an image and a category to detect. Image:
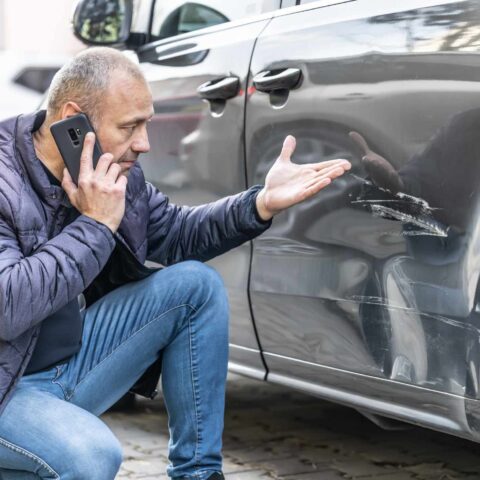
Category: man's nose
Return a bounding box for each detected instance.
[131,127,150,153]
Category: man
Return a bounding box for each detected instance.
[0,47,351,479]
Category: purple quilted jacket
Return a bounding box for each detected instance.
[0,110,270,416]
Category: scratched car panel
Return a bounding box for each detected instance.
[137,0,480,441]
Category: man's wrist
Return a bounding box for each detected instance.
[255,188,274,222]
[83,213,117,235]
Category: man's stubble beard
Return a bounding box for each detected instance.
[116,150,139,177]
[117,150,139,164]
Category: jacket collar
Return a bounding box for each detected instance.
[15,110,71,208]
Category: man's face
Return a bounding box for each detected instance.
[94,72,154,176]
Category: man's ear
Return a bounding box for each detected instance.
[60,102,82,120]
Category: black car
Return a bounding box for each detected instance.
[74,0,480,442]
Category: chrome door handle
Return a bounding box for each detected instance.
[197,76,240,100]
[253,68,302,93]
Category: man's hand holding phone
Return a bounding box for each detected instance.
[62,132,127,234]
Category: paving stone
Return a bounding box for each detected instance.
[226,446,295,464]
[224,470,274,479]
[254,457,331,477]
[441,450,480,473]
[332,459,397,478]
[223,457,259,474]
[356,472,416,480]
[351,445,420,466]
[403,462,468,479]
[121,442,152,460]
[282,471,346,480]
[120,457,170,476]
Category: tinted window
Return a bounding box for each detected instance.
[151,0,281,41]
[158,3,227,39]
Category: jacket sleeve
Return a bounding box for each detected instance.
[146,183,272,266]
[0,213,115,342]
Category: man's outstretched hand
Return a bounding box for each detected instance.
[255,135,352,221]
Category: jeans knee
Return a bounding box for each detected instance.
[180,260,224,285]
[61,430,123,479]
[175,261,228,306]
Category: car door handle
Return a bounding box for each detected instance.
[253,68,302,93]
[197,76,240,101]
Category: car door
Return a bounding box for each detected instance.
[136,3,276,378]
[247,0,480,399]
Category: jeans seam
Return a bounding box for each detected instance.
[188,312,202,477]
[0,436,59,478]
[64,303,198,401]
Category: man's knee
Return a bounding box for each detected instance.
[161,260,228,305]
[59,428,123,479]
[185,261,229,311]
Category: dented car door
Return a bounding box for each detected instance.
[247,0,480,414]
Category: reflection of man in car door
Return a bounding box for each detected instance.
[351,107,480,232]
[350,108,480,391]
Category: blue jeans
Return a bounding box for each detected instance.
[0,260,229,480]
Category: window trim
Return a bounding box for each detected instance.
[139,6,275,54]
[275,0,355,18]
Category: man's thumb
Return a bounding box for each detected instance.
[280,135,296,161]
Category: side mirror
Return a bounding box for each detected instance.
[73,0,133,45]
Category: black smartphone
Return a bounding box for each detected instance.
[50,113,103,185]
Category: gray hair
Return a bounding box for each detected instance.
[47,47,146,126]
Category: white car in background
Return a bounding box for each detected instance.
[0,51,69,121]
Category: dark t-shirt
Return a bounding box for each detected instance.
[24,163,84,375]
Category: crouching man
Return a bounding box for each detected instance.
[0,47,350,479]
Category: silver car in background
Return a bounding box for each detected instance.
[0,51,66,120]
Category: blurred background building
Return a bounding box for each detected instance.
[0,0,84,119]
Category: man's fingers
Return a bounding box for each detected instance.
[79,132,95,177]
[302,177,331,200]
[302,165,347,191]
[279,135,296,161]
[304,174,332,191]
[61,168,77,194]
[310,164,349,182]
[307,158,351,171]
[94,153,115,177]
[116,174,128,190]
[105,161,122,183]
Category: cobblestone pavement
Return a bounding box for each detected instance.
[102,373,480,479]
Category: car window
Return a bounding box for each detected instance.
[150,0,281,41]
[13,67,59,94]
